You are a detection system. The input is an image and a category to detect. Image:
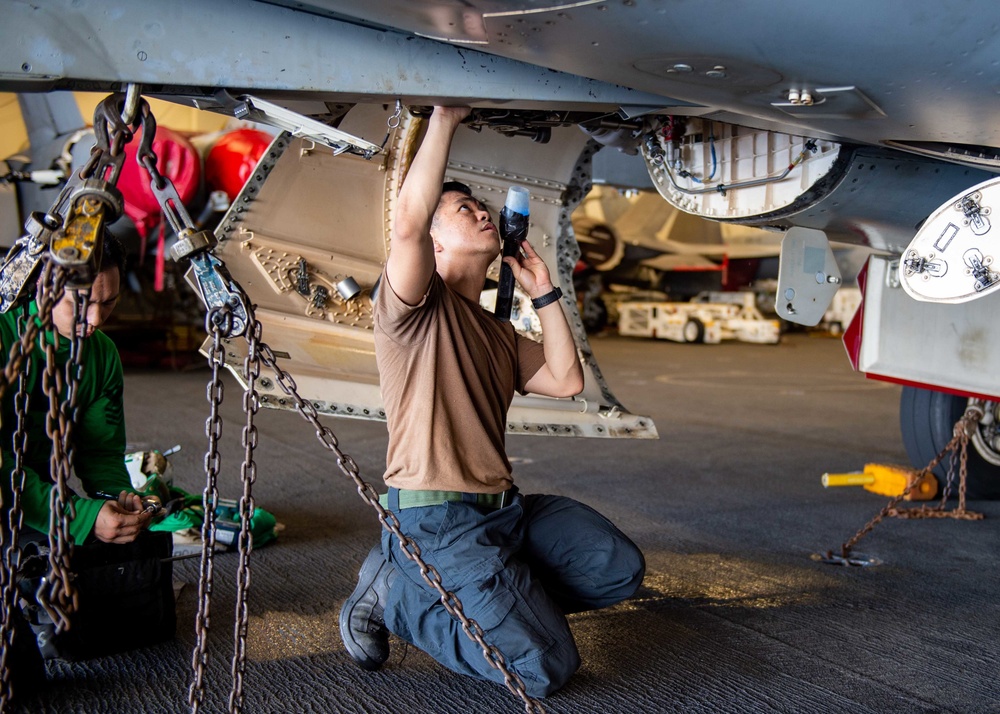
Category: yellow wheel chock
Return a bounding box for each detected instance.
[821,463,938,501]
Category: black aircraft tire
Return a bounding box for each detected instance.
[683,318,705,343]
[899,385,1000,500]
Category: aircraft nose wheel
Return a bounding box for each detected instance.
[969,398,1000,467]
[900,386,1000,500]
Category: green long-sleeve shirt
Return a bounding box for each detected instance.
[0,302,131,544]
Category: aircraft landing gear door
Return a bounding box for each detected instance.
[776,227,842,325]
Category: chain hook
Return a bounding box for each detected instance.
[120,83,142,126]
[957,404,984,437]
[207,303,235,338]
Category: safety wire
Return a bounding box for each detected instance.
[378,100,403,151]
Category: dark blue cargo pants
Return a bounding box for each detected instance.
[380,488,645,697]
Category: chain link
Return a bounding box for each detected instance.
[888,407,984,521]
[188,307,229,713]
[0,266,65,402]
[0,308,33,709]
[0,266,67,708]
[378,100,403,151]
[229,317,261,713]
[59,287,89,516]
[87,93,139,187]
[33,264,81,633]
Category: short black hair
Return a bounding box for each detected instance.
[100,230,127,280]
[434,181,492,226]
[442,181,473,197]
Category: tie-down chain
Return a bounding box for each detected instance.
[820,406,984,566]
[35,269,90,634]
[186,227,544,714]
[0,90,135,709]
[99,91,546,714]
[0,263,77,710]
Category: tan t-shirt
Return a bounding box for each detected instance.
[374,271,546,493]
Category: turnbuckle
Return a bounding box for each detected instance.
[49,179,125,286]
[0,228,50,312]
[0,89,139,312]
[171,230,249,338]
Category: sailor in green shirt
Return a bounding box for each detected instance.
[0,234,151,545]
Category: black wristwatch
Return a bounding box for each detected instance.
[531,286,563,310]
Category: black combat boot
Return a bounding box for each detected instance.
[339,545,397,670]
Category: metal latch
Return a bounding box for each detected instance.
[207,92,383,158]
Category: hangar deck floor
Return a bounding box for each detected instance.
[15,332,999,714]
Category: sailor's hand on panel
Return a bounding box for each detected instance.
[93,491,152,544]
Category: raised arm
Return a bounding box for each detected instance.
[386,106,470,305]
[506,239,584,398]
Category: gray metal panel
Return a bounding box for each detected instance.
[298,0,1000,151]
[0,0,669,110]
[591,147,655,191]
[733,148,995,253]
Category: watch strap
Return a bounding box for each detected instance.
[530,286,563,310]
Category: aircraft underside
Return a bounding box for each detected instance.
[2,0,999,494]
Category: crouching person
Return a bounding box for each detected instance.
[340,107,645,697]
[0,234,172,699]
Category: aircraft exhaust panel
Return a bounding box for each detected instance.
[193,104,656,440]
